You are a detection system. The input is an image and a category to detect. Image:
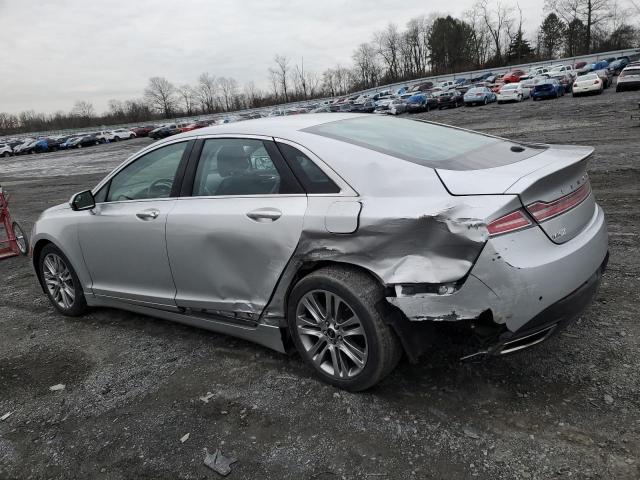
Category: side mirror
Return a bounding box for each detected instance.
[70,190,95,211]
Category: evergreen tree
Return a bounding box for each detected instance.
[539,13,566,59]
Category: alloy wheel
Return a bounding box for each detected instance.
[42,253,75,309]
[295,289,368,379]
[12,223,27,255]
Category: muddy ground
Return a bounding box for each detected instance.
[1,86,639,480]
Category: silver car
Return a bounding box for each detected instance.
[31,114,608,391]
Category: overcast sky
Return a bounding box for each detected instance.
[0,0,551,114]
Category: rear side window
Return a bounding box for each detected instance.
[278,143,340,194]
[192,138,300,196]
[303,116,545,171]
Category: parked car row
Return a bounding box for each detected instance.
[0,127,140,157]
[2,58,637,157]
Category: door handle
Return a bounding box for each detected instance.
[246,208,282,222]
[136,209,160,221]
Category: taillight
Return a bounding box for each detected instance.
[526,182,591,222]
[594,80,600,85]
[487,210,532,236]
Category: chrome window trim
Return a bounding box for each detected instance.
[176,194,307,201]
[272,137,358,197]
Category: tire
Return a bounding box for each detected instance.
[426,104,430,112]
[38,243,88,317]
[288,266,402,391]
[77,144,82,149]
[517,95,522,102]
[113,136,120,142]
[2,152,9,157]
[129,134,135,139]
[11,222,28,255]
[483,98,488,105]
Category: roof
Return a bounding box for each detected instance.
[163,113,368,144]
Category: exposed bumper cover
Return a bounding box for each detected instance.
[388,203,608,332]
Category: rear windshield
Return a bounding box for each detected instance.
[302,116,544,171]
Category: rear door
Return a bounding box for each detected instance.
[165,136,307,318]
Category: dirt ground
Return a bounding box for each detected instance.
[1,87,639,480]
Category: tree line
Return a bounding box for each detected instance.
[1,0,637,136]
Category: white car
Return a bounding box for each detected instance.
[528,66,550,77]
[550,64,575,77]
[13,138,37,155]
[572,73,603,96]
[616,65,640,92]
[438,81,456,91]
[496,82,530,103]
[111,128,136,141]
[95,131,116,142]
[0,143,13,157]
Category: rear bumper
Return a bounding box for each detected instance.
[617,80,640,90]
[482,252,607,356]
[573,84,601,93]
[388,203,608,333]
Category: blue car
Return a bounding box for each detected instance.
[463,86,497,106]
[532,79,565,100]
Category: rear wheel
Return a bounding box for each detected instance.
[2,152,9,157]
[39,244,88,317]
[113,136,120,142]
[483,98,488,105]
[11,222,28,255]
[288,266,402,391]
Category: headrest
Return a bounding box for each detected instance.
[218,145,249,177]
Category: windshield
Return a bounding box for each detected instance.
[303,116,544,171]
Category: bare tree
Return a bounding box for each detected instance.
[71,101,95,119]
[544,0,611,52]
[144,77,177,117]
[477,0,514,63]
[196,73,217,114]
[352,43,379,88]
[218,77,239,111]
[270,55,291,102]
[375,24,402,80]
[177,85,196,115]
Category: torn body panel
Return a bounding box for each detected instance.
[261,190,521,326]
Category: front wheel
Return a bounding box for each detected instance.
[483,98,488,105]
[288,266,402,391]
[39,244,88,316]
[11,222,28,255]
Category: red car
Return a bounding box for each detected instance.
[574,61,588,70]
[130,125,156,137]
[180,121,209,133]
[502,70,526,84]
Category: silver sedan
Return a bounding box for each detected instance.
[31,114,608,391]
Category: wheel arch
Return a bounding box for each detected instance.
[32,238,54,293]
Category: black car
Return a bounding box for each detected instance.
[437,90,464,109]
[149,124,180,140]
[35,137,67,153]
[405,93,438,113]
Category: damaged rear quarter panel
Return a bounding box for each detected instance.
[262,154,522,325]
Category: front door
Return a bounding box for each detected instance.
[78,141,190,307]
[166,137,307,317]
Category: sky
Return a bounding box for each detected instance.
[0,0,550,115]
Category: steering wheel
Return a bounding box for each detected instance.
[147,178,173,198]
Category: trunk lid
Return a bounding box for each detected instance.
[437,145,596,243]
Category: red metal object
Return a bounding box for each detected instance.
[0,185,28,260]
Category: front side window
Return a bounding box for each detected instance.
[106,142,187,202]
[192,138,290,196]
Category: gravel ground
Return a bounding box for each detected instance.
[1,86,639,480]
